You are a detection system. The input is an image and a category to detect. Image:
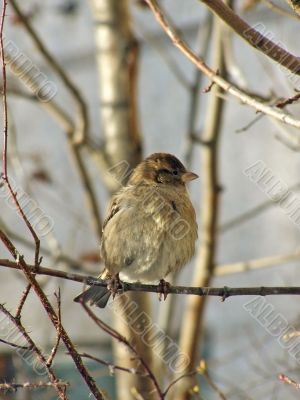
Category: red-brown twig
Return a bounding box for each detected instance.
[0,0,7,178]
[163,372,198,396]
[0,303,67,400]
[276,92,300,109]
[78,352,147,376]
[2,180,41,266]
[0,0,40,267]
[278,373,300,390]
[0,231,106,400]
[81,302,164,399]
[15,283,32,319]
[47,289,62,367]
[0,17,104,389]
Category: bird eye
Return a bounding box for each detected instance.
[172,170,178,176]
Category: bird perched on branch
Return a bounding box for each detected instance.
[74,153,198,308]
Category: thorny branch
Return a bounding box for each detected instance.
[0,303,68,400]
[1,0,41,267]
[0,231,106,400]
[0,5,106,394]
[81,302,164,400]
[46,289,62,368]
[2,255,300,298]
[0,0,7,178]
[15,283,32,319]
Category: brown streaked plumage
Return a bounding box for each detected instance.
[74,153,198,307]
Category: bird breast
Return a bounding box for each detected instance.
[101,184,197,283]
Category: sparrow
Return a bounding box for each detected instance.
[74,153,198,308]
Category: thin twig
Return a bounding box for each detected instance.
[276,92,300,109]
[163,372,198,396]
[0,231,106,400]
[196,0,300,74]
[3,256,300,297]
[0,381,69,392]
[0,338,30,350]
[278,373,300,390]
[143,0,300,131]
[47,289,62,367]
[0,303,67,400]
[201,367,227,400]
[262,0,300,20]
[184,13,213,165]
[7,2,103,238]
[78,352,147,376]
[0,2,41,267]
[0,220,84,271]
[81,302,164,400]
[219,181,300,233]
[10,0,88,144]
[15,283,32,319]
[215,249,300,276]
[0,0,7,178]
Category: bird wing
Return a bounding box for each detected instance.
[100,186,156,274]
[102,198,121,232]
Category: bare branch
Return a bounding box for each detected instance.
[10,0,88,144]
[0,381,68,393]
[15,283,32,319]
[46,289,62,368]
[0,338,30,350]
[81,302,164,399]
[2,256,300,297]
[0,0,8,178]
[0,231,106,400]
[78,353,147,376]
[196,0,300,74]
[278,373,300,390]
[144,0,300,131]
[215,249,300,276]
[0,303,67,400]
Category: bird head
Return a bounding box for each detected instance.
[128,153,198,186]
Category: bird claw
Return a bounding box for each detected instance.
[107,274,124,299]
[221,286,229,302]
[158,279,170,301]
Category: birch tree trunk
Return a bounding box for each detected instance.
[89,1,155,398]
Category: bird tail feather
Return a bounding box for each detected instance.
[73,286,111,308]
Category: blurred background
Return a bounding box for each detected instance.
[1,0,300,399]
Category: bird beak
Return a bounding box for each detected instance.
[181,171,199,182]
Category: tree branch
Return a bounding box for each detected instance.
[143,0,300,132]
[10,0,88,144]
[0,303,67,400]
[197,0,300,74]
[0,381,69,393]
[1,256,300,298]
[0,232,106,400]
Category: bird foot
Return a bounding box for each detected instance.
[107,274,124,299]
[158,279,170,301]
